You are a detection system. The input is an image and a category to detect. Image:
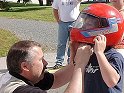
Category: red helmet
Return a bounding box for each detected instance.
[70,3,124,46]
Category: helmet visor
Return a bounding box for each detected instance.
[73,13,109,31]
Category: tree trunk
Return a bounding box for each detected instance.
[38,0,43,6]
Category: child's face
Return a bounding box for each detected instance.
[81,17,100,30]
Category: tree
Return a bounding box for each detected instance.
[38,0,43,6]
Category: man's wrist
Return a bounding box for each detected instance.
[73,61,76,66]
[110,0,117,2]
[119,8,124,12]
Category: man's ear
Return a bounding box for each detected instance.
[21,62,30,71]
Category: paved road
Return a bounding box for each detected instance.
[0,17,58,51]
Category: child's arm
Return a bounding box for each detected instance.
[94,35,120,88]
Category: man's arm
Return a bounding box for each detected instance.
[64,62,84,93]
[51,42,77,89]
[53,8,60,23]
[64,44,92,93]
[111,0,124,18]
[52,43,92,93]
[78,0,82,2]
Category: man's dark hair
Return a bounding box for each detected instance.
[7,40,41,73]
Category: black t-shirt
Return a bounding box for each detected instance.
[12,72,54,93]
[84,48,124,93]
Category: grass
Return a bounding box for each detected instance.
[0,2,111,22]
[0,6,55,21]
[0,2,56,22]
[0,29,19,57]
[0,3,54,57]
[0,2,90,22]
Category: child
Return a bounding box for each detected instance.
[70,3,124,93]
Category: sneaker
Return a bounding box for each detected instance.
[53,64,62,69]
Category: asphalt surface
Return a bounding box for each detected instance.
[0,17,58,51]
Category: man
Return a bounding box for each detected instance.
[52,0,81,69]
[0,40,87,93]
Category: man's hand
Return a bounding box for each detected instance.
[74,43,93,67]
[70,41,80,63]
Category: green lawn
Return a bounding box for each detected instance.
[0,3,90,22]
[0,29,19,57]
[0,2,111,22]
[0,6,55,21]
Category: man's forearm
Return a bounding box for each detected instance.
[111,0,124,11]
[64,67,84,93]
[51,63,75,89]
[53,9,60,22]
[111,0,124,19]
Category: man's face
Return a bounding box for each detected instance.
[29,46,48,83]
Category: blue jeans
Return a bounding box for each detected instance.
[56,21,74,65]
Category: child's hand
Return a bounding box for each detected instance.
[93,34,106,54]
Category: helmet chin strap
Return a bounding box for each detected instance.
[77,42,94,47]
[86,43,94,48]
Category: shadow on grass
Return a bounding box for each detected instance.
[0,6,50,12]
[0,2,51,12]
[9,6,49,12]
